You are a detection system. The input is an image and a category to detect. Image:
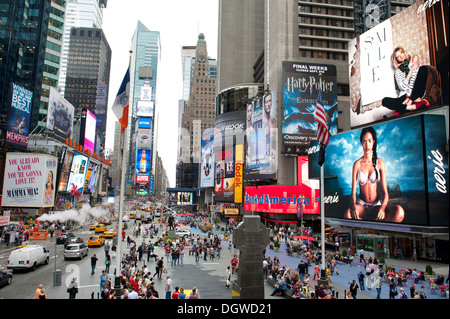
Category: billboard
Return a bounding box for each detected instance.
[177,192,193,205]
[136,149,151,184]
[47,87,74,140]
[137,117,152,129]
[137,129,152,150]
[213,111,245,203]
[214,144,235,202]
[84,162,100,193]
[2,153,57,207]
[244,185,320,215]
[200,127,215,188]
[6,83,33,147]
[311,115,448,226]
[79,108,96,152]
[136,100,154,117]
[57,149,74,192]
[349,0,448,127]
[282,62,338,149]
[67,153,89,193]
[245,91,278,180]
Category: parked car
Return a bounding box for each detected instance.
[64,243,89,260]
[56,232,75,245]
[64,237,84,247]
[7,245,49,272]
[88,235,105,247]
[0,269,13,287]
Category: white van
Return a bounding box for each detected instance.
[7,245,50,272]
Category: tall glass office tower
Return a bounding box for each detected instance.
[0,0,51,142]
[127,21,161,190]
[58,0,106,97]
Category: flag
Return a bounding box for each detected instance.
[112,68,130,133]
[314,87,329,147]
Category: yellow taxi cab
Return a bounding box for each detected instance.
[89,223,99,230]
[94,223,106,233]
[103,229,117,238]
[129,211,136,219]
[88,234,105,247]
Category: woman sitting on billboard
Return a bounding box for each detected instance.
[382,46,440,115]
[345,127,405,223]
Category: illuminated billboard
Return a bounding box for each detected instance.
[67,153,89,193]
[311,115,448,226]
[47,87,74,140]
[281,62,338,150]
[349,0,448,127]
[79,108,96,152]
[6,83,33,147]
[244,156,320,215]
[200,127,215,188]
[246,91,278,180]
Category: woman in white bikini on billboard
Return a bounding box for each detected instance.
[345,127,405,223]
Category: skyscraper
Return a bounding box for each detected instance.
[176,34,217,188]
[127,21,161,192]
[64,27,111,155]
[0,0,51,140]
[58,0,107,97]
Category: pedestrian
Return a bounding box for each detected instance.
[111,243,117,259]
[359,248,365,263]
[374,275,382,299]
[179,287,186,299]
[398,287,408,299]
[38,288,47,299]
[35,284,44,299]
[100,270,108,292]
[104,241,110,258]
[231,255,238,276]
[419,285,426,299]
[410,283,416,298]
[389,278,397,299]
[91,254,98,275]
[165,275,173,299]
[226,266,231,288]
[67,277,78,299]
[105,255,111,273]
[349,280,361,299]
[188,286,199,299]
[313,262,320,281]
[297,260,307,282]
[357,270,365,290]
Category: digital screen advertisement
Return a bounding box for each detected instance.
[348,0,448,127]
[309,114,448,226]
[281,62,338,149]
[67,153,89,192]
[47,87,74,140]
[177,192,193,205]
[80,108,96,152]
[6,83,33,147]
[246,91,278,180]
[200,127,215,188]
[245,156,320,215]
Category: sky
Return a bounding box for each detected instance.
[101,0,219,187]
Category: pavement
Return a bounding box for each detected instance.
[1,221,449,300]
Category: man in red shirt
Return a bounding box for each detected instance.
[231,255,238,276]
[172,286,180,299]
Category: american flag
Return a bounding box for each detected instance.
[314,88,329,146]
